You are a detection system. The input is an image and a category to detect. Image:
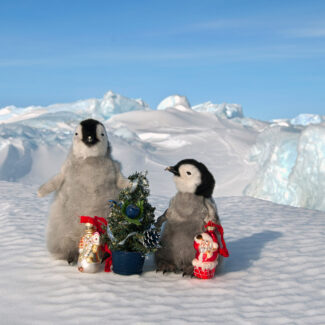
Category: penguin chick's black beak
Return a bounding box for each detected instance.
[165,166,180,176]
[82,135,99,146]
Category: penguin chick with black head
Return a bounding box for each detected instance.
[38,119,130,264]
[155,159,221,276]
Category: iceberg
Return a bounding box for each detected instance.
[157,95,191,111]
[290,114,323,126]
[156,95,244,120]
[94,90,151,119]
[245,123,325,211]
[271,114,324,127]
[192,101,243,119]
[0,90,150,125]
[290,125,325,211]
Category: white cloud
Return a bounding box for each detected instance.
[1,43,325,68]
[284,26,325,38]
[190,19,250,31]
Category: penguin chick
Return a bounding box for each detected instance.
[38,119,130,264]
[155,159,220,275]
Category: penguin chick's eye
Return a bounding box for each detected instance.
[186,171,192,175]
[101,133,104,136]
[75,132,78,136]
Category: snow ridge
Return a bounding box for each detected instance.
[0,91,324,211]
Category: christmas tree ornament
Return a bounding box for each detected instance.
[143,229,160,249]
[192,221,229,279]
[126,204,140,219]
[78,216,102,273]
[121,200,144,225]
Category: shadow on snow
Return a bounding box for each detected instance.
[218,230,282,274]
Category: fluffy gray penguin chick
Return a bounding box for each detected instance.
[155,159,221,275]
[38,119,130,264]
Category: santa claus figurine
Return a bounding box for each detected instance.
[192,220,229,279]
[78,216,101,273]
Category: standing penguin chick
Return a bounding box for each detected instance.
[155,159,220,275]
[38,119,130,264]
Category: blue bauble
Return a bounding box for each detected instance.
[126,204,140,219]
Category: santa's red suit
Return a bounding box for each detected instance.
[193,232,219,270]
[192,221,229,278]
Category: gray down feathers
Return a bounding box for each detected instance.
[38,127,128,263]
[155,192,221,274]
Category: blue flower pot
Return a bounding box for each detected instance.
[112,251,145,275]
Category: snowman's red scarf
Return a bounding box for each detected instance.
[80,216,112,272]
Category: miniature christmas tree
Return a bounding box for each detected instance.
[104,171,160,255]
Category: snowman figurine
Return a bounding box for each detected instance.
[78,216,101,273]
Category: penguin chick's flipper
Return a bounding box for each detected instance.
[114,162,131,190]
[155,210,168,229]
[204,198,221,224]
[38,173,64,197]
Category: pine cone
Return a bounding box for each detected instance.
[143,229,160,249]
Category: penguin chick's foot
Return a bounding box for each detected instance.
[182,265,194,277]
[156,261,177,274]
[67,252,78,265]
[67,258,75,265]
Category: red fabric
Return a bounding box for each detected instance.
[80,216,107,234]
[215,224,229,257]
[80,216,94,225]
[206,229,218,244]
[204,220,219,229]
[193,240,200,253]
[103,244,112,272]
[93,216,107,234]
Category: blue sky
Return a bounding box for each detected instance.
[0,0,324,120]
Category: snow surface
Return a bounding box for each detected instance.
[0,91,324,211]
[0,181,324,324]
[1,92,325,323]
